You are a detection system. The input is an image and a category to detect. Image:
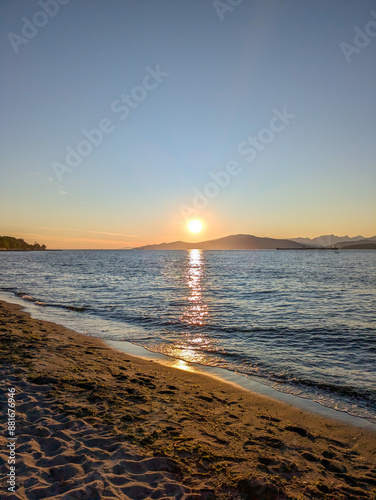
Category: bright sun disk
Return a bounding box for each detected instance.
[188,220,203,233]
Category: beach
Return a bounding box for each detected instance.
[1,299,375,499]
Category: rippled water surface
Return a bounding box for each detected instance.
[1,249,375,422]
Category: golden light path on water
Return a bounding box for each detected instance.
[159,249,219,371]
[181,249,208,327]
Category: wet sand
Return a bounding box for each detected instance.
[1,299,375,499]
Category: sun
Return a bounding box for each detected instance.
[188,219,203,234]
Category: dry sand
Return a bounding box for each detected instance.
[0,299,375,499]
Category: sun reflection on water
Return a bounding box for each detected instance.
[161,345,207,364]
[169,358,196,372]
[154,250,221,368]
[182,249,208,326]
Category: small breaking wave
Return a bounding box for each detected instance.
[13,291,88,313]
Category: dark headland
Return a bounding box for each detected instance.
[0,236,46,251]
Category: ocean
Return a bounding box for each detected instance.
[1,249,375,423]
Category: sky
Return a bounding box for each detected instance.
[1,0,375,249]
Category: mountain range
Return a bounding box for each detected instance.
[135,234,376,250]
[290,234,375,247]
[134,234,376,250]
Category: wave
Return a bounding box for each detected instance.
[3,287,373,344]
[12,290,89,313]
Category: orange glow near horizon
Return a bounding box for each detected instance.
[3,222,376,250]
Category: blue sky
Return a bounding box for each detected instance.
[1,0,375,248]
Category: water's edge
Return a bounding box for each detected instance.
[2,292,375,432]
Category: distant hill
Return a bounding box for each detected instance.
[340,243,376,250]
[290,234,368,247]
[135,234,305,250]
[334,239,376,250]
[0,236,46,251]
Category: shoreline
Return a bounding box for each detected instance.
[1,299,376,499]
[2,291,375,429]
[106,339,376,432]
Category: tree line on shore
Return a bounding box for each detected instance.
[0,236,46,251]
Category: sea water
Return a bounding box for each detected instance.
[1,249,375,423]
